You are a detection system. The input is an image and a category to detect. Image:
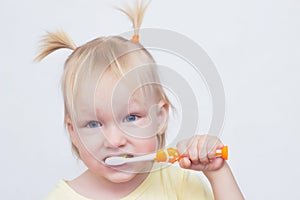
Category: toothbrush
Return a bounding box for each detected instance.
[105,146,228,166]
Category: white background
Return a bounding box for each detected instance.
[1,0,299,199]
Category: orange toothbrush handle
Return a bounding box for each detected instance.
[155,146,228,163]
[155,148,180,163]
[215,146,228,160]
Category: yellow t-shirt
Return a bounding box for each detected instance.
[44,164,213,200]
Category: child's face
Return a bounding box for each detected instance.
[67,66,168,183]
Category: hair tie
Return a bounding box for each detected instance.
[116,0,151,44]
[131,34,139,43]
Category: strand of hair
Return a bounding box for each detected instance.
[35,31,76,62]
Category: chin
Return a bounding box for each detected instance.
[104,162,153,183]
[105,170,137,183]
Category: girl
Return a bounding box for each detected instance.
[37,1,244,199]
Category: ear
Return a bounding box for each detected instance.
[66,115,78,147]
[156,100,169,135]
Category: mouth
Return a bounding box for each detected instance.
[103,154,134,162]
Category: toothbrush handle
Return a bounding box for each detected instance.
[215,146,228,160]
[154,146,228,164]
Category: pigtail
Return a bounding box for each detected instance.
[116,0,151,42]
[35,31,76,62]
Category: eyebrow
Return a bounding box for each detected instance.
[127,100,144,111]
[76,106,98,120]
[76,96,147,120]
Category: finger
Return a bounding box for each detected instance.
[207,138,223,160]
[179,157,191,169]
[176,139,189,156]
[189,162,207,171]
[188,137,200,164]
[207,141,217,160]
[198,139,209,165]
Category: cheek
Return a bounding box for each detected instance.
[132,137,157,154]
[78,147,107,174]
[75,130,105,158]
[76,135,106,168]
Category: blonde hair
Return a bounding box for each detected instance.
[36,0,170,157]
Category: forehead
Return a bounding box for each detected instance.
[74,69,158,115]
[70,50,161,114]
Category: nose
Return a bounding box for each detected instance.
[103,124,127,148]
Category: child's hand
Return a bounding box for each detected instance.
[177,135,225,172]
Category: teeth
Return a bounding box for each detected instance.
[104,154,133,161]
[121,154,134,158]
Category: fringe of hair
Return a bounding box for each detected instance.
[116,0,151,35]
[35,31,76,62]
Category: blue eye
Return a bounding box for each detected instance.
[124,115,139,122]
[86,121,101,128]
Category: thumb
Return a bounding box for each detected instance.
[179,157,191,169]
